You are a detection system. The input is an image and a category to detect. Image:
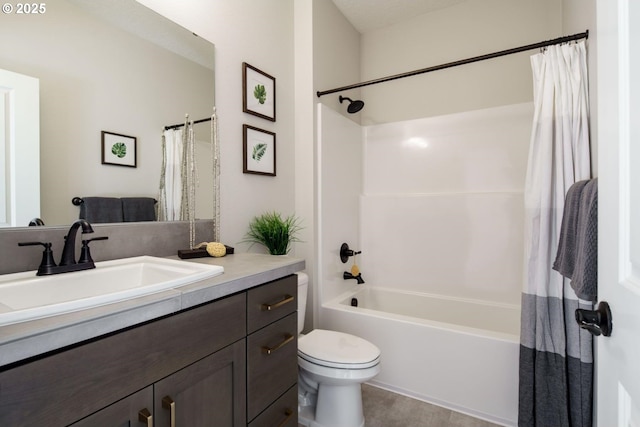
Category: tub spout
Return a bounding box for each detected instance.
[343,271,365,284]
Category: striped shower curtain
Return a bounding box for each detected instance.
[518,40,592,427]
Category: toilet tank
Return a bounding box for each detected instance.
[296,272,308,335]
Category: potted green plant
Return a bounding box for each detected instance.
[243,211,302,255]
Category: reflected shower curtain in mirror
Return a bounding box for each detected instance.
[158,112,219,248]
[158,126,190,221]
[518,40,592,427]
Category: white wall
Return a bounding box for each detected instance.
[360,0,562,124]
[294,0,316,332]
[137,0,296,250]
[133,0,361,332]
[313,0,362,123]
[563,0,598,175]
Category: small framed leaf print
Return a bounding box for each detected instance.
[243,125,276,176]
[101,131,136,167]
[242,62,276,121]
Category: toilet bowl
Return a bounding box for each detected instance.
[297,272,381,427]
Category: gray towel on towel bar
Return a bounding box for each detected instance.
[122,197,156,222]
[79,197,124,223]
[553,178,598,301]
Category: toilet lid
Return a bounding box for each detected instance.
[298,329,380,369]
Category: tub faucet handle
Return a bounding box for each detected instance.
[340,243,361,263]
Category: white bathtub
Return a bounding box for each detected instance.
[320,287,520,427]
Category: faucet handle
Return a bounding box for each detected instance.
[18,241,49,247]
[18,241,58,275]
[79,236,108,264]
[340,243,362,263]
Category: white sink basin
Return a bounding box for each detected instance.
[0,256,224,326]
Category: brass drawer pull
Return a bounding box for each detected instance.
[138,408,153,427]
[261,294,294,311]
[277,408,294,427]
[162,396,175,427]
[262,333,294,355]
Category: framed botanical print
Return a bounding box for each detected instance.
[101,131,136,167]
[243,124,275,176]
[242,62,276,121]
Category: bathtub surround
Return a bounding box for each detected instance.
[519,40,593,427]
[317,102,530,425]
[317,105,363,306]
[360,103,531,305]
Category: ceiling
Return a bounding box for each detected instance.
[331,0,468,33]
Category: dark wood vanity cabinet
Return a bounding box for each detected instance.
[70,341,246,427]
[0,274,299,427]
[246,274,299,426]
[153,341,246,426]
[69,386,154,427]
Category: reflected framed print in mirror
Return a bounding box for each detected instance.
[101,131,137,168]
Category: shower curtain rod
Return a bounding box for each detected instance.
[316,30,589,98]
[164,116,212,131]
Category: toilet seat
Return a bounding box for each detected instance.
[298,329,381,369]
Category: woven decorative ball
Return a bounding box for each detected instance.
[206,242,226,257]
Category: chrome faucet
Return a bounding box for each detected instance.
[18,219,108,276]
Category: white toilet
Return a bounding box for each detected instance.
[296,272,381,427]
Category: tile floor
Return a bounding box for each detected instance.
[361,384,502,427]
[299,384,503,427]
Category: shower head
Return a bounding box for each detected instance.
[339,95,365,114]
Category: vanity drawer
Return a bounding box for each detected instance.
[248,385,298,427]
[247,274,297,333]
[247,312,298,421]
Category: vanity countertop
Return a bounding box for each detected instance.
[0,253,305,368]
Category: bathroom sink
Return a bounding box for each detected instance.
[0,256,224,326]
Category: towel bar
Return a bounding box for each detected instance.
[72,197,157,206]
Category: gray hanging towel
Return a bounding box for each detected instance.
[121,197,157,222]
[553,180,589,277]
[553,178,598,301]
[79,197,123,223]
[569,178,598,301]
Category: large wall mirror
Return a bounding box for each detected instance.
[0,0,215,228]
